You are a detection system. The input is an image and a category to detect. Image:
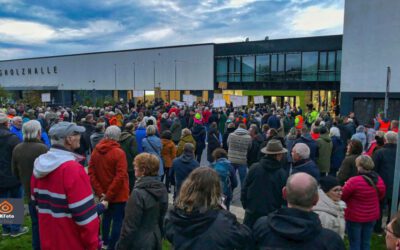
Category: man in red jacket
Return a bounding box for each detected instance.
[31,122,100,250]
[89,125,129,250]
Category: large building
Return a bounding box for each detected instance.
[0,35,342,112]
[341,0,400,124]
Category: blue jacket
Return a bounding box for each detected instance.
[10,125,23,142]
[267,115,281,130]
[211,158,237,199]
[294,134,317,162]
[171,154,200,196]
[330,136,345,172]
[142,135,164,177]
[41,130,51,148]
[135,127,147,153]
[291,159,320,182]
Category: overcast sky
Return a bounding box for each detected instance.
[0,0,344,60]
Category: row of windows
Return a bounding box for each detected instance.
[216,51,341,83]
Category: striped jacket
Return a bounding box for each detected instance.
[31,148,100,250]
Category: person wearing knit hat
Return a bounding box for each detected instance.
[313,175,346,239]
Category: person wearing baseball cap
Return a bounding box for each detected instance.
[31,122,100,250]
[241,139,288,229]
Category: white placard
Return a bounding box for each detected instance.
[254,96,264,104]
[41,93,51,102]
[241,96,248,106]
[230,95,239,107]
[133,90,144,97]
[213,99,226,108]
[214,94,223,100]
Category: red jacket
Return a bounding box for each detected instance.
[31,148,100,250]
[202,110,211,124]
[342,174,386,223]
[89,139,129,203]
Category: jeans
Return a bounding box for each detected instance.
[29,200,40,250]
[102,202,126,250]
[0,186,23,234]
[346,220,375,250]
[232,163,247,188]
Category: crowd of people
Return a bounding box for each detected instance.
[0,99,399,250]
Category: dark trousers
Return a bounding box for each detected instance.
[0,186,23,234]
[347,221,375,250]
[195,147,204,163]
[102,202,126,250]
[128,171,135,193]
[29,201,40,250]
[162,168,172,192]
[374,198,393,233]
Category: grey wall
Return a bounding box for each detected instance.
[0,44,214,91]
[341,0,400,93]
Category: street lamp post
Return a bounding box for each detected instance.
[153,61,156,89]
[133,62,136,90]
[174,59,177,90]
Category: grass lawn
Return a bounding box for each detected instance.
[0,216,385,250]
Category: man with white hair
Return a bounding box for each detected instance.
[12,120,48,247]
[10,116,23,141]
[373,131,398,234]
[31,122,100,249]
[291,143,320,182]
[89,125,129,250]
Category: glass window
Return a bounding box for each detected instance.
[328,51,336,71]
[318,51,336,81]
[286,53,301,81]
[336,50,342,81]
[271,53,285,81]
[228,56,241,82]
[302,51,318,81]
[319,52,327,70]
[242,56,255,82]
[216,58,228,82]
[256,55,269,82]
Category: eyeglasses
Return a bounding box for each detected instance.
[384,226,400,238]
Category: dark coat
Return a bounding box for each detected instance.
[165,208,251,250]
[337,154,359,185]
[373,143,397,199]
[222,127,236,151]
[191,124,206,152]
[247,133,264,166]
[207,128,221,162]
[253,207,345,250]
[116,176,168,250]
[170,154,200,195]
[295,134,318,161]
[170,119,182,143]
[291,159,320,182]
[267,115,281,129]
[241,156,288,227]
[0,125,21,190]
[160,118,171,133]
[330,136,345,173]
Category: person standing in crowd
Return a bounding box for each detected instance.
[267,109,281,130]
[329,127,345,176]
[32,122,100,250]
[218,109,227,135]
[90,121,105,149]
[207,122,221,163]
[285,127,299,166]
[376,113,391,133]
[12,120,48,248]
[191,119,206,163]
[253,172,345,250]
[391,120,399,133]
[0,113,28,237]
[305,105,319,128]
[291,143,320,182]
[165,167,251,249]
[385,213,400,250]
[241,140,288,228]
[351,125,367,150]
[295,127,318,161]
[116,153,168,250]
[161,130,176,193]
[222,122,236,151]
[316,126,333,176]
[283,111,295,135]
[247,124,264,167]
[227,123,252,187]
[142,125,164,178]
[312,176,345,239]
[135,121,147,153]
[10,116,23,141]
[211,148,237,210]
[373,131,398,234]
[170,115,182,145]
[366,131,385,157]
[119,123,138,193]
[89,126,129,250]
[176,128,196,157]
[170,143,199,197]
[337,139,363,185]
[342,155,386,250]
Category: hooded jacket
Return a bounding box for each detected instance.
[90,131,104,149]
[171,153,200,195]
[295,134,317,161]
[227,128,252,165]
[176,134,196,157]
[116,176,168,250]
[161,138,177,168]
[0,125,20,190]
[10,124,23,141]
[222,126,236,151]
[31,147,100,250]
[170,119,182,143]
[142,135,164,177]
[291,159,320,182]
[165,208,251,250]
[89,139,129,203]
[192,124,206,151]
[253,207,345,250]
[312,189,345,239]
[316,134,333,173]
[135,126,147,153]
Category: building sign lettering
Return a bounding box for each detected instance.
[0,66,58,77]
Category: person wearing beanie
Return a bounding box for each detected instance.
[312,176,346,239]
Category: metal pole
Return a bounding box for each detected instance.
[174,59,177,90]
[384,66,391,118]
[133,63,136,90]
[391,122,400,219]
[114,64,117,90]
[153,61,156,89]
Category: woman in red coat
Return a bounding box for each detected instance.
[342,155,386,250]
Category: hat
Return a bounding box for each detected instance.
[49,122,85,139]
[0,113,8,124]
[261,139,288,154]
[319,176,340,193]
[195,113,201,120]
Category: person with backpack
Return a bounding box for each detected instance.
[210,148,237,210]
[119,122,138,193]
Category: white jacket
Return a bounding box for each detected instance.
[313,189,346,239]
